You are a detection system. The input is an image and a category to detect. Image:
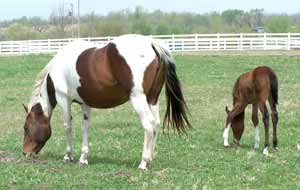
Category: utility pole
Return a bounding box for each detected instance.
[69,3,74,38]
[78,0,80,38]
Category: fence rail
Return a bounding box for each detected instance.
[1,33,300,55]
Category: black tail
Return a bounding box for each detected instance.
[269,71,278,105]
[152,43,191,134]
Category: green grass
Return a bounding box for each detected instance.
[1,53,300,189]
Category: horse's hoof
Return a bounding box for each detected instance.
[138,162,151,171]
[79,159,88,165]
[63,155,74,162]
[254,144,259,149]
[263,148,269,156]
[273,147,279,151]
[224,141,230,147]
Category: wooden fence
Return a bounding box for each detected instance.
[0,33,300,55]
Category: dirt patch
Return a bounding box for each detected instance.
[0,150,48,164]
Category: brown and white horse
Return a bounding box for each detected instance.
[22,34,191,170]
[223,66,278,155]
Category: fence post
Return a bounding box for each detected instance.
[217,33,220,50]
[240,33,243,50]
[287,32,291,50]
[263,33,267,50]
[172,34,175,52]
[195,34,198,50]
[48,39,51,52]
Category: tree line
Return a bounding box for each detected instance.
[0,7,300,41]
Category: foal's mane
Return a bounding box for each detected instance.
[232,76,240,102]
[28,63,52,109]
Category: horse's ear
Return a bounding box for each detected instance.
[22,104,28,113]
[225,106,230,114]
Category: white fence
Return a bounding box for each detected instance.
[1,33,300,55]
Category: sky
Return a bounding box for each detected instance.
[1,0,299,21]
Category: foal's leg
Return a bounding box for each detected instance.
[79,104,91,165]
[130,93,156,171]
[252,104,260,149]
[259,103,270,156]
[57,98,73,162]
[269,98,279,149]
[149,103,160,160]
[223,103,246,147]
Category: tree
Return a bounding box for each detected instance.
[265,15,292,32]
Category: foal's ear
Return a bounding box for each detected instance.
[22,103,28,113]
[225,106,230,114]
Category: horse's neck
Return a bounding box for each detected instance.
[31,79,53,118]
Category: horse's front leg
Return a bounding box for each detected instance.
[79,104,91,165]
[58,98,74,162]
[130,93,156,171]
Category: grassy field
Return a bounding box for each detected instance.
[0,53,300,189]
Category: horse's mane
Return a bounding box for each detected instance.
[28,63,52,109]
[232,76,240,103]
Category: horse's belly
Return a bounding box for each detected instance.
[77,85,130,108]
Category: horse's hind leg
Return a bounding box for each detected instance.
[130,93,156,171]
[269,98,278,149]
[149,103,160,160]
[79,104,91,165]
[252,104,260,149]
[258,102,270,155]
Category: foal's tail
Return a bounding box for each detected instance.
[152,42,191,134]
[269,70,278,105]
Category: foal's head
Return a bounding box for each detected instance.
[22,103,51,155]
[225,106,245,145]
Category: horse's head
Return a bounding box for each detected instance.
[225,106,245,145]
[22,103,51,155]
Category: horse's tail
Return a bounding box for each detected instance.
[269,70,278,105]
[151,42,191,134]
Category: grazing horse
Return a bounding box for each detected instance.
[22,34,191,170]
[223,66,278,155]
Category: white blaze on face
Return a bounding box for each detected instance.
[223,124,231,147]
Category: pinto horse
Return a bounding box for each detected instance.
[22,34,191,170]
[223,66,278,155]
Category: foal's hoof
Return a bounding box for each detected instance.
[79,159,88,165]
[138,162,151,171]
[224,141,230,147]
[263,148,269,156]
[63,155,74,162]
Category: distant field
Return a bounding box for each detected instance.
[0,54,300,189]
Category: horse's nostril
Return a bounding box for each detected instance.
[22,152,26,156]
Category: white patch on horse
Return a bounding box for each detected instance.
[223,124,230,147]
[49,40,97,103]
[112,34,156,95]
[263,147,269,156]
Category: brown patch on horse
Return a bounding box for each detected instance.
[76,43,133,108]
[226,66,278,147]
[23,103,51,154]
[46,74,57,109]
[143,57,165,105]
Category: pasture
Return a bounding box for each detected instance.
[0,53,300,189]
